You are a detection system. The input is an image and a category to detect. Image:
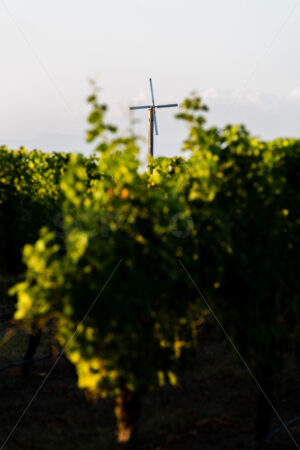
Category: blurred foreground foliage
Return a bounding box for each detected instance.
[2,92,299,443]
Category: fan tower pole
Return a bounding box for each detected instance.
[148,107,154,162]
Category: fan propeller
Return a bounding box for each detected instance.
[129,78,178,159]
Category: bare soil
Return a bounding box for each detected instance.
[0,307,299,450]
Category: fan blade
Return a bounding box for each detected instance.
[130,105,151,110]
[153,109,159,135]
[149,78,155,106]
[156,104,178,108]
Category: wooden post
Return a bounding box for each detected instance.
[148,107,154,164]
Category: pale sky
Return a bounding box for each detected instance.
[1,0,300,160]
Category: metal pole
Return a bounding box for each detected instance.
[148,107,154,164]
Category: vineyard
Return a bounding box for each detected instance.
[0,94,299,449]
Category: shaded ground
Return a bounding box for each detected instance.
[0,306,299,450]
